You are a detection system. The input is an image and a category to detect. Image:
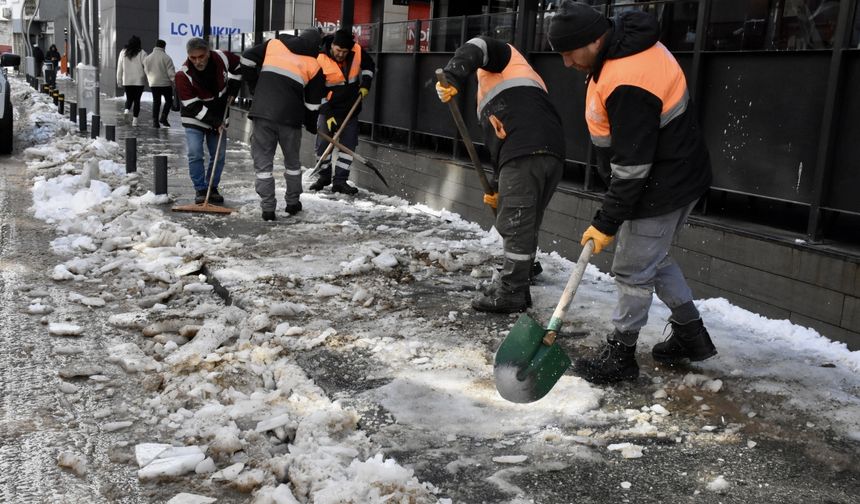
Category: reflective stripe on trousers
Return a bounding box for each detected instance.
[611,200,697,334]
[494,154,563,291]
[250,117,303,211]
[314,115,359,184]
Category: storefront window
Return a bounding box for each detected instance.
[707,0,841,51]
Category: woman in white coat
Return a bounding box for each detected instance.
[116,35,147,126]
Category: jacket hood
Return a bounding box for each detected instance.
[607,10,660,59]
[592,10,660,80]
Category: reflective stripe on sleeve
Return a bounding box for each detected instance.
[610,163,652,180]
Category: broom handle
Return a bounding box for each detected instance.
[203,98,233,205]
[543,240,595,346]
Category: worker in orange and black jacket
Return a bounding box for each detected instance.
[241,29,326,221]
[548,0,716,384]
[308,28,375,195]
[436,36,566,314]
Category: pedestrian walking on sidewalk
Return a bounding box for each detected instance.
[144,39,176,128]
[240,29,325,221]
[548,0,716,384]
[436,36,566,314]
[116,35,148,127]
[175,37,242,205]
[308,28,376,195]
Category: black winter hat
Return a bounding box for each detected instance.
[332,28,355,48]
[548,0,610,52]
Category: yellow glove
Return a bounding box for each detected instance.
[581,225,614,254]
[435,81,458,103]
[482,192,499,209]
[359,87,369,98]
[326,116,338,133]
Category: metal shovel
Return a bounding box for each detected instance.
[494,240,595,403]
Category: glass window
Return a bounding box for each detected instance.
[706,0,842,51]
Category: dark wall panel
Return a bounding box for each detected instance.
[830,52,860,214]
[701,52,829,204]
[531,52,590,163]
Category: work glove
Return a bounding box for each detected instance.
[359,87,369,99]
[326,116,338,134]
[482,192,499,209]
[435,81,458,103]
[581,225,614,254]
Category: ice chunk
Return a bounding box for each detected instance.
[48,323,83,336]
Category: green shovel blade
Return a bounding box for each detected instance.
[493,314,572,403]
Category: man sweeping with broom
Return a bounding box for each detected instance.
[436,36,566,313]
[175,37,243,206]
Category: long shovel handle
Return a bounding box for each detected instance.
[309,94,363,176]
[203,98,233,205]
[435,69,497,216]
[542,240,595,346]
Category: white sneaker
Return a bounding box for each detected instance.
[132,117,138,126]
[123,109,129,116]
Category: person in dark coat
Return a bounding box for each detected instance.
[436,36,566,314]
[44,44,60,86]
[548,0,716,384]
[240,29,326,221]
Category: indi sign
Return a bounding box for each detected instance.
[158,0,253,68]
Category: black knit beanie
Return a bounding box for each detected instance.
[548,0,610,52]
[333,28,355,48]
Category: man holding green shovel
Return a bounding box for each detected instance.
[436,36,566,314]
[548,1,717,384]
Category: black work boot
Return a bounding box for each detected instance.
[309,177,330,191]
[471,284,531,314]
[285,201,302,215]
[194,189,207,204]
[332,182,358,195]
[208,188,224,204]
[573,334,639,384]
[652,318,717,364]
[261,210,276,221]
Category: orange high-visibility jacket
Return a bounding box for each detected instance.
[442,36,565,170]
[585,10,711,236]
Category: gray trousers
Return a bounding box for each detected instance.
[495,155,563,291]
[611,201,698,337]
[251,117,303,211]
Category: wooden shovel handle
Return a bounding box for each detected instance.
[542,240,595,346]
[435,68,497,215]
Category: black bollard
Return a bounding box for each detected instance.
[69,102,77,122]
[154,156,168,195]
[78,108,87,133]
[125,137,137,173]
[52,91,59,106]
[91,115,100,139]
[58,94,64,115]
[105,125,115,142]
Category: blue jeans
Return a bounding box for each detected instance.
[185,127,226,191]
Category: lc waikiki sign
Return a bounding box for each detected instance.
[159,0,253,68]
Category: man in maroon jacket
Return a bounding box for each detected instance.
[175,37,242,204]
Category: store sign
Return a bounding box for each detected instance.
[159,0,253,67]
